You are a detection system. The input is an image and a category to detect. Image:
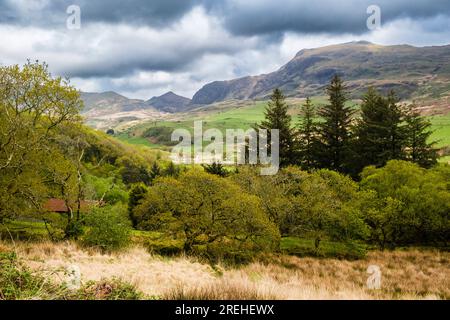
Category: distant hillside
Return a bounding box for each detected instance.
[80,91,150,116]
[80,91,191,117]
[191,41,450,105]
[146,91,191,113]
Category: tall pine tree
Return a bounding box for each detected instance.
[316,75,354,173]
[404,105,437,168]
[353,88,404,174]
[296,97,319,170]
[385,91,406,161]
[257,88,296,167]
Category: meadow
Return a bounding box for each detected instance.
[117,98,450,163]
[1,241,448,300]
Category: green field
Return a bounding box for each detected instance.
[117,98,450,163]
[430,113,450,147]
[116,133,165,149]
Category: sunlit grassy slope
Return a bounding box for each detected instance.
[430,113,450,148]
[117,98,450,162]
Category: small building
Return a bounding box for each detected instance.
[43,198,102,214]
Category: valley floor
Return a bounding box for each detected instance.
[1,241,448,300]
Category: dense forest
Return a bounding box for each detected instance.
[0,62,449,264]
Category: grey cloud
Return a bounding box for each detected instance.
[212,0,450,36]
[1,0,449,98]
[0,0,200,27]
[2,0,449,36]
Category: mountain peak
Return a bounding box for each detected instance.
[191,42,450,105]
[347,40,373,45]
[146,91,191,113]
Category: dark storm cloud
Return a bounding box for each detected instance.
[1,0,449,98]
[76,0,200,26]
[0,0,201,27]
[1,0,448,35]
[211,0,450,36]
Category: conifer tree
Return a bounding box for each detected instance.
[202,162,228,177]
[296,97,319,170]
[354,88,392,171]
[149,162,161,182]
[316,75,354,173]
[404,105,437,168]
[385,91,406,160]
[128,184,148,228]
[257,88,296,167]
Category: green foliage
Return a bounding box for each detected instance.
[202,162,229,177]
[257,89,296,166]
[82,205,131,252]
[404,106,438,168]
[0,62,81,221]
[143,126,178,146]
[84,174,128,205]
[0,220,51,241]
[360,160,450,248]
[128,184,148,228]
[119,157,151,186]
[0,252,65,299]
[132,230,185,256]
[232,166,369,247]
[231,166,298,225]
[316,75,354,173]
[280,168,368,246]
[149,162,161,183]
[281,237,367,260]
[74,278,144,300]
[353,88,405,174]
[0,252,144,300]
[64,219,84,240]
[133,170,280,261]
[296,97,319,170]
[164,161,181,177]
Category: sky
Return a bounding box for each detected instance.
[0,0,449,100]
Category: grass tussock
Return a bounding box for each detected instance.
[0,251,143,300]
[1,241,448,300]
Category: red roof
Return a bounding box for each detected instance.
[43,199,101,213]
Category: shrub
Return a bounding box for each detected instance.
[81,205,131,252]
[232,166,369,248]
[84,174,129,205]
[360,160,450,248]
[128,184,148,228]
[280,237,367,260]
[74,278,144,300]
[0,252,65,299]
[133,169,280,262]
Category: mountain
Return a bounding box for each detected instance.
[146,91,191,113]
[80,91,149,115]
[80,90,191,117]
[191,41,450,105]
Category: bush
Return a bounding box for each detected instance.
[133,169,280,262]
[84,174,129,205]
[360,160,450,249]
[281,237,367,260]
[132,230,185,256]
[232,166,369,247]
[81,205,131,252]
[74,278,145,300]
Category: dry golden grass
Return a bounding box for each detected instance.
[1,241,448,300]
